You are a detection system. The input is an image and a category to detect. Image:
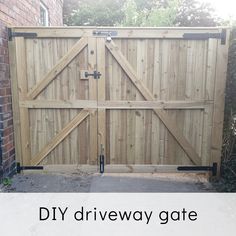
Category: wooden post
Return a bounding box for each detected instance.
[210,29,230,177]
[15,38,32,165]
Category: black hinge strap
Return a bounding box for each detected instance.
[16,162,43,173]
[8,28,38,41]
[177,163,217,176]
[183,29,226,45]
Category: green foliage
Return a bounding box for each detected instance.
[122,0,140,26]
[66,0,125,26]
[2,178,12,186]
[63,0,220,27]
[215,28,236,192]
[224,29,236,126]
[143,0,179,27]
[174,0,219,26]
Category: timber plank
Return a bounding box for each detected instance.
[88,37,98,165]
[15,37,32,165]
[210,29,230,176]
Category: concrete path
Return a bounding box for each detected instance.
[1,172,214,192]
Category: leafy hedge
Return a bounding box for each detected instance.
[216,28,236,191]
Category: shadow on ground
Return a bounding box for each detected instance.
[1,172,214,192]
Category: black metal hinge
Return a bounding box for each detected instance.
[8,28,38,41]
[177,163,217,176]
[16,162,43,173]
[183,29,226,45]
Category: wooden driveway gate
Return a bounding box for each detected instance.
[8,27,230,175]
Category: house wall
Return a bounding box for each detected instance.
[0,0,63,179]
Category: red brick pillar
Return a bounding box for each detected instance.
[0,21,15,179]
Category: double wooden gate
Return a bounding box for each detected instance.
[9,27,229,174]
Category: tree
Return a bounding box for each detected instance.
[63,0,82,24]
[174,0,219,26]
[142,0,179,27]
[65,0,125,26]
[63,0,220,27]
[122,0,140,26]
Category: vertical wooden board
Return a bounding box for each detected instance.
[189,41,206,163]
[67,39,79,164]
[107,44,114,164]
[151,39,161,164]
[166,40,179,164]
[119,39,128,164]
[43,39,55,164]
[175,40,188,164]
[143,39,155,164]
[205,39,218,100]
[25,39,36,160]
[61,40,70,164]
[31,39,43,161]
[159,40,169,164]
[135,39,146,164]
[211,29,230,175]
[88,37,98,165]
[202,106,213,165]
[202,39,217,165]
[111,39,122,164]
[105,47,111,164]
[15,37,32,165]
[183,40,197,165]
[52,39,63,164]
[126,39,137,164]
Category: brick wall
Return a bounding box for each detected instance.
[0,0,63,179]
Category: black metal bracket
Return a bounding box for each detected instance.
[85,71,101,79]
[183,29,226,45]
[8,28,38,41]
[177,163,217,176]
[99,155,105,174]
[93,30,118,37]
[16,162,43,173]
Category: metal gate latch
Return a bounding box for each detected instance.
[85,71,101,79]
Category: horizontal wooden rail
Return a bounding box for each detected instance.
[11,27,223,39]
[22,164,213,174]
[20,100,212,109]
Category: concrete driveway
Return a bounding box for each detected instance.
[1,172,214,192]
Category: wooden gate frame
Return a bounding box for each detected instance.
[8,27,230,175]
